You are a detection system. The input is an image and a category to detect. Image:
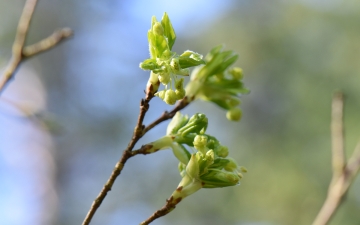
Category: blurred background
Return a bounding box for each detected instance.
[1,0,360,224]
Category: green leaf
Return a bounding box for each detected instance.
[139,58,158,70]
[179,50,205,68]
[161,12,176,50]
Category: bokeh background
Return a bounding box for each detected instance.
[1,0,360,225]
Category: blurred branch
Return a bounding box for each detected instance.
[0,0,73,96]
[82,96,190,225]
[312,91,360,225]
[22,28,73,57]
[330,92,345,179]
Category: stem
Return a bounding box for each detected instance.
[140,195,181,225]
[0,0,73,95]
[82,94,190,224]
[312,92,360,225]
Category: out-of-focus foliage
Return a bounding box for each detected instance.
[0,1,360,225]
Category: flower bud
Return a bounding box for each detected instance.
[215,145,229,157]
[174,78,184,90]
[170,58,180,71]
[155,90,166,100]
[158,72,170,85]
[175,88,186,100]
[153,22,164,36]
[171,142,190,165]
[193,135,208,154]
[224,158,238,172]
[226,107,242,121]
[164,89,177,105]
[229,67,243,80]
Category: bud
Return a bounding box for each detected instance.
[155,90,166,100]
[170,58,180,71]
[229,67,243,80]
[224,157,238,172]
[193,135,208,154]
[174,78,184,90]
[186,154,200,180]
[166,112,189,135]
[158,72,170,85]
[226,107,242,121]
[171,142,190,165]
[152,22,164,36]
[215,145,229,157]
[164,89,177,105]
[175,88,186,100]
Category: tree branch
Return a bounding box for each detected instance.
[140,195,180,225]
[330,91,345,179]
[312,91,360,225]
[22,28,73,57]
[82,94,190,224]
[0,0,73,95]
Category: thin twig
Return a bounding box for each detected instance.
[140,195,181,225]
[312,92,360,225]
[0,0,73,95]
[330,92,345,179]
[82,95,191,225]
[22,28,73,57]
[0,0,38,94]
[143,97,190,134]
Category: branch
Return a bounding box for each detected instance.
[82,97,191,225]
[143,97,190,134]
[22,28,73,57]
[330,91,345,179]
[312,91,360,225]
[0,0,73,95]
[140,195,181,225]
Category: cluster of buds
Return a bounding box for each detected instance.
[143,112,246,201]
[185,45,249,121]
[139,13,204,104]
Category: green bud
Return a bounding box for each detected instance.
[158,72,170,85]
[229,67,243,80]
[175,88,186,100]
[201,169,240,188]
[186,154,200,180]
[175,78,184,90]
[177,113,208,136]
[153,22,164,36]
[215,145,229,157]
[224,158,238,172]
[193,135,208,154]
[155,90,166,100]
[166,112,189,135]
[171,142,191,165]
[226,107,242,121]
[164,89,177,105]
[171,58,180,71]
[147,136,174,153]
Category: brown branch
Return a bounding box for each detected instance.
[0,0,73,96]
[312,92,360,225]
[140,195,181,225]
[82,97,191,225]
[143,97,191,134]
